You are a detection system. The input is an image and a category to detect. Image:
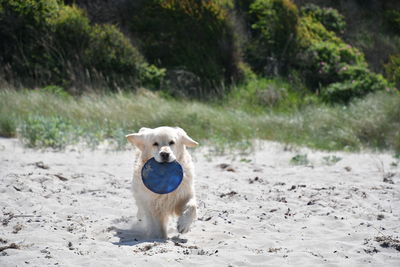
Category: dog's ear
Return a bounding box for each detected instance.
[126,133,146,151]
[175,127,199,148]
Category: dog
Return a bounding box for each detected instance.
[126,126,198,239]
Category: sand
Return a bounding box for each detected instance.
[0,137,399,266]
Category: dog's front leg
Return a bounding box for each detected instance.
[145,211,167,239]
[136,205,145,223]
[132,188,145,223]
[177,198,197,234]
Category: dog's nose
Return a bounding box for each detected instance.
[160,152,170,162]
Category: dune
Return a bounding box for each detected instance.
[0,138,399,266]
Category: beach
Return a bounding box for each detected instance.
[1,138,399,266]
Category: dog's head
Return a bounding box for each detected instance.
[126,126,198,163]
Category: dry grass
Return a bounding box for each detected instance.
[0,87,399,153]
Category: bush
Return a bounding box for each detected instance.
[227,77,317,113]
[85,24,165,90]
[0,0,163,91]
[41,85,70,98]
[322,66,389,103]
[384,54,400,88]
[0,0,61,85]
[296,16,339,48]
[0,113,16,137]
[130,0,240,97]
[247,0,299,74]
[385,10,400,35]
[45,5,91,88]
[19,116,73,149]
[301,4,346,34]
[295,15,389,103]
[296,40,365,89]
[51,5,91,53]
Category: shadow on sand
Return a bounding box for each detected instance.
[111,222,187,246]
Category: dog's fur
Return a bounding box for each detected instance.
[126,126,198,239]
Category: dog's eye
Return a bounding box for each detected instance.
[153,142,159,147]
[169,141,175,145]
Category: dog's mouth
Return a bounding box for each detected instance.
[155,158,176,164]
[155,152,176,163]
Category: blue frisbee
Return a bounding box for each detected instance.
[141,158,183,194]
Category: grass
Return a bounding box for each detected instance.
[0,85,399,153]
[227,77,319,114]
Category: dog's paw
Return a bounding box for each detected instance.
[177,220,190,234]
[177,216,191,234]
[177,205,196,234]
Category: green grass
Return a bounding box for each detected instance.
[227,77,320,114]
[0,86,399,152]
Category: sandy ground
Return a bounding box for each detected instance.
[0,137,399,266]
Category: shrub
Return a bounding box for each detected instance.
[227,77,317,113]
[295,15,389,103]
[296,16,340,49]
[0,113,16,137]
[247,0,299,74]
[322,66,389,103]
[130,0,240,97]
[385,10,400,35]
[51,5,91,53]
[85,24,165,90]
[296,16,361,89]
[296,40,365,89]
[0,0,61,85]
[301,4,346,34]
[45,5,92,88]
[41,85,70,98]
[19,116,74,149]
[0,0,163,91]
[138,64,166,90]
[384,54,400,88]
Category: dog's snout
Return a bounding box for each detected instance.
[160,151,170,162]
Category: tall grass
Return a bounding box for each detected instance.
[0,87,399,152]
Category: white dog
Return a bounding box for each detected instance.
[126,126,198,239]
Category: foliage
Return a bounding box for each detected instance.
[85,24,165,90]
[0,0,60,85]
[0,0,164,91]
[0,0,395,104]
[41,85,70,98]
[19,115,74,149]
[1,88,399,152]
[247,0,299,74]
[384,54,400,88]
[385,9,400,35]
[322,66,389,103]
[0,113,16,137]
[296,40,364,89]
[130,0,240,97]
[301,3,346,34]
[243,2,389,103]
[296,16,340,48]
[51,4,91,53]
[227,77,319,113]
[294,15,388,103]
